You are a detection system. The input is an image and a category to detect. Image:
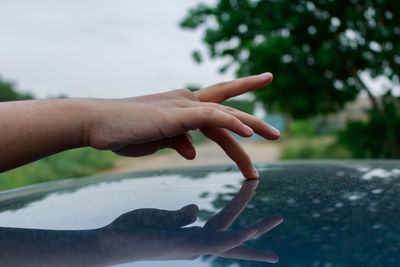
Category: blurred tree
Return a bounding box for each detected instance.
[181,0,400,157]
[180,0,400,116]
[340,91,400,158]
[0,77,33,102]
[223,98,255,114]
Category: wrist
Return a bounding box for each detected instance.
[48,98,96,149]
[78,98,118,150]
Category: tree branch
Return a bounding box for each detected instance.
[351,71,380,112]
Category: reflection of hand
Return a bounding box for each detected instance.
[86,73,279,179]
[0,181,282,266]
[97,180,283,264]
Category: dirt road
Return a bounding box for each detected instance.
[101,140,281,174]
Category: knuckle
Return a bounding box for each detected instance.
[216,83,231,100]
[224,106,236,113]
[178,88,191,95]
[227,115,238,125]
[201,107,216,116]
[170,89,188,98]
[178,89,197,100]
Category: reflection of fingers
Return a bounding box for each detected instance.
[200,127,257,179]
[169,134,196,160]
[204,179,259,231]
[178,227,257,254]
[178,108,254,137]
[195,73,273,103]
[245,215,283,239]
[217,245,279,263]
[205,228,258,253]
[170,255,200,261]
[194,103,280,140]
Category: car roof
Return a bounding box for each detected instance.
[0,160,399,266]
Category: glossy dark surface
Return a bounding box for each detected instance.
[0,160,399,266]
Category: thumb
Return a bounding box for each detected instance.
[169,133,196,160]
[109,204,199,230]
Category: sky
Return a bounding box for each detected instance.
[0,0,235,99]
[0,0,396,99]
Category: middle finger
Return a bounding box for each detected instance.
[192,102,280,140]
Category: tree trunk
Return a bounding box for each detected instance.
[352,73,380,112]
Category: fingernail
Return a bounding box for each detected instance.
[270,126,280,135]
[252,167,259,178]
[242,125,254,136]
[257,72,273,80]
[186,133,193,144]
[267,256,279,263]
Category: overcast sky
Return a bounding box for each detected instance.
[1,0,396,99]
[0,0,236,98]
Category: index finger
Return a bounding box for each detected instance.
[204,180,259,231]
[195,72,273,103]
[217,245,279,263]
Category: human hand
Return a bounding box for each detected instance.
[96,180,283,264]
[86,73,280,179]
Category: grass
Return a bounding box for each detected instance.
[0,130,208,192]
[0,129,350,192]
[0,148,116,191]
[279,135,351,160]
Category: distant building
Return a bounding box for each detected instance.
[312,96,372,134]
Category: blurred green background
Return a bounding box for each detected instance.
[1,0,399,191]
[181,0,400,159]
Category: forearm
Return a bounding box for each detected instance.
[0,99,91,172]
[0,74,279,178]
[0,226,155,266]
[0,227,103,266]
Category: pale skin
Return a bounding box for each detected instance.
[0,72,280,179]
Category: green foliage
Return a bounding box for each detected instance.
[181,0,400,118]
[0,148,116,191]
[280,135,351,160]
[223,99,255,114]
[340,91,400,158]
[0,77,33,101]
[191,50,203,64]
[287,119,314,136]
